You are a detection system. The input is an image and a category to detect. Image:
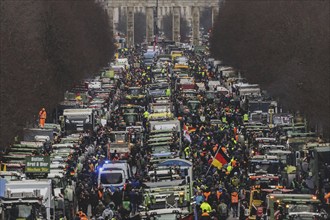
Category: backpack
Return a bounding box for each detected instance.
[218,203,227,215]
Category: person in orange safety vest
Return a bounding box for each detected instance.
[231,191,239,218]
[39,108,47,128]
[78,211,88,220]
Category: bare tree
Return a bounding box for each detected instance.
[0,0,115,148]
[134,12,146,44]
[211,0,330,138]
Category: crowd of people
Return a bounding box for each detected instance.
[48,45,329,220]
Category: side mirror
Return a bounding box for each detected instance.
[138,205,146,210]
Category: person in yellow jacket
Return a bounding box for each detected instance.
[243,113,249,122]
[143,111,149,119]
[200,200,212,213]
[184,146,191,159]
[227,164,233,174]
[165,88,171,96]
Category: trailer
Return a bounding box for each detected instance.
[0,179,54,220]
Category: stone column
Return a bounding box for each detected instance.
[212,6,219,27]
[191,6,200,46]
[127,6,134,47]
[172,6,180,42]
[146,6,154,43]
[186,6,192,28]
[107,7,114,34]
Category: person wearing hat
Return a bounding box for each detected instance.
[102,204,114,220]
[231,190,239,218]
[195,191,205,206]
[231,172,240,187]
[217,199,228,219]
[200,209,211,220]
[78,211,88,220]
[74,212,81,220]
[200,200,212,213]
[95,200,105,217]
[38,107,47,128]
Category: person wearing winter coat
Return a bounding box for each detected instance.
[102,205,114,220]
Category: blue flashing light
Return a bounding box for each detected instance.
[105,160,110,164]
[99,168,104,172]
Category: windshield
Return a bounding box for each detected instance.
[66,115,90,124]
[149,213,179,220]
[188,102,200,110]
[4,203,45,219]
[144,53,155,59]
[123,108,139,113]
[180,78,194,84]
[124,115,137,124]
[287,204,317,213]
[249,178,279,187]
[205,92,216,99]
[109,133,128,142]
[128,89,142,96]
[251,113,267,122]
[53,178,65,188]
[249,102,271,113]
[101,172,123,184]
[1,175,20,181]
[5,167,24,172]
[249,162,279,174]
[252,191,267,200]
[273,116,292,125]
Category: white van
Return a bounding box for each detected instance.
[63,108,96,134]
[98,161,132,190]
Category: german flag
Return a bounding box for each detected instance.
[183,124,196,133]
[183,124,192,143]
[211,148,229,169]
[188,126,196,133]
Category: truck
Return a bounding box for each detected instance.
[171,51,183,61]
[23,128,54,142]
[247,187,292,220]
[149,120,181,148]
[0,179,54,220]
[148,132,177,154]
[249,155,280,175]
[47,174,76,219]
[266,193,327,220]
[306,143,330,192]
[140,208,190,220]
[62,108,96,134]
[108,131,133,158]
[143,159,193,212]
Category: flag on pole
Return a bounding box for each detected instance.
[211,148,229,169]
[107,143,111,160]
[183,124,192,143]
[184,124,196,133]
